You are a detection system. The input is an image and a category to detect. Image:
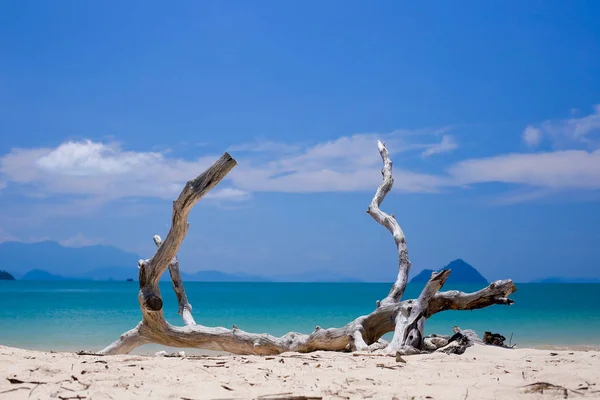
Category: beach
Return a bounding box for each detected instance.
[2,282,600,398]
[1,344,599,399]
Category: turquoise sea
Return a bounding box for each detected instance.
[1,281,599,353]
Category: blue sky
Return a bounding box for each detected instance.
[1,1,599,282]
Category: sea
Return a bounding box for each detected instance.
[1,281,599,353]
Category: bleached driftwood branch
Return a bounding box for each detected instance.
[100,278,515,355]
[385,270,451,354]
[153,235,196,326]
[367,141,411,306]
[100,144,516,356]
[100,152,237,354]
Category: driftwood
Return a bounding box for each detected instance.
[483,332,506,346]
[483,331,514,348]
[100,142,516,356]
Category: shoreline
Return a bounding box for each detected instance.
[3,281,600,355]
[532,343,600,352]
[3,341,599,356]
[1,344,599,399]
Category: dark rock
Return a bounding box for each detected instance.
[0,270,15,280]
[483,331,507,346]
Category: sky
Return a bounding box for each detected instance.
[1,0,599,282]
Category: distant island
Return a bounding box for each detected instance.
[0,240,139,279]
[0,270,15,280]
[410,259,488,285]
[10,267,361,283]
[0,241,360,282]
[22,269,68,281]
[3,241,597,283]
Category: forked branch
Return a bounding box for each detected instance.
[140,153,237,289]
[154,235,196,326]
[100,143,516,357]
[136,153,236,319]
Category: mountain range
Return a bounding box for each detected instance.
[1,241,139,279]
[1,241,597,283]
[0,241,361,282]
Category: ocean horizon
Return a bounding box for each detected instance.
[1,281,599,353]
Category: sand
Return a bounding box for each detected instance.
[1,345,599,399]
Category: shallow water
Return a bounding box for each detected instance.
[1,281,599,352]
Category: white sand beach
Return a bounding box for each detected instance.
[1,344,598,399]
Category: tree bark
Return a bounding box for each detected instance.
[367,141,411,306]
[153,235,196,326]
[100,144,517,356]
[385,270,451,354]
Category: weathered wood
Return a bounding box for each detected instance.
[100,276,515,355]
[366,143,517,355]
[154,235,196,326]
[100,324,148,355]
[100,143,517,356]
[483,331,507,347]
[428,280,516,315]
[436,333,472,355]
[367,140,411,306]
[385,270,451,354]
[137,152,237,319]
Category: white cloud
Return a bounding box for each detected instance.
[229,131,451,193]
[421,135,458,157]
[6,115,599,209]
[205,188,252,201]
[522,126,542,147]
[526,105,600,148]
[36,140,163,176]
[436,105,600,201]
[272,131,456,169]
[0,130,453,211]
[0,140,247,202]
[231,166,445,193]
[448,149,600,190]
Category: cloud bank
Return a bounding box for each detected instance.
[1,106,599,210]
[0,130,455,205]
[0,140,241,202]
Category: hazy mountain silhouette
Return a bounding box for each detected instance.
[21,267,270,282]
[0,270,15,280]
[410,259,488,284]
[0,241,358,282]
[0,241,139,277]
[22,269,68,280]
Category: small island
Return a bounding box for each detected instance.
[0,270,15,280]
[410,259,488,284]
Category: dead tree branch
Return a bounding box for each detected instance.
[367,141,411,306]
[154,235,196,326]
[100,144,516,356]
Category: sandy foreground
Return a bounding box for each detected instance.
[0,345,599,400]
